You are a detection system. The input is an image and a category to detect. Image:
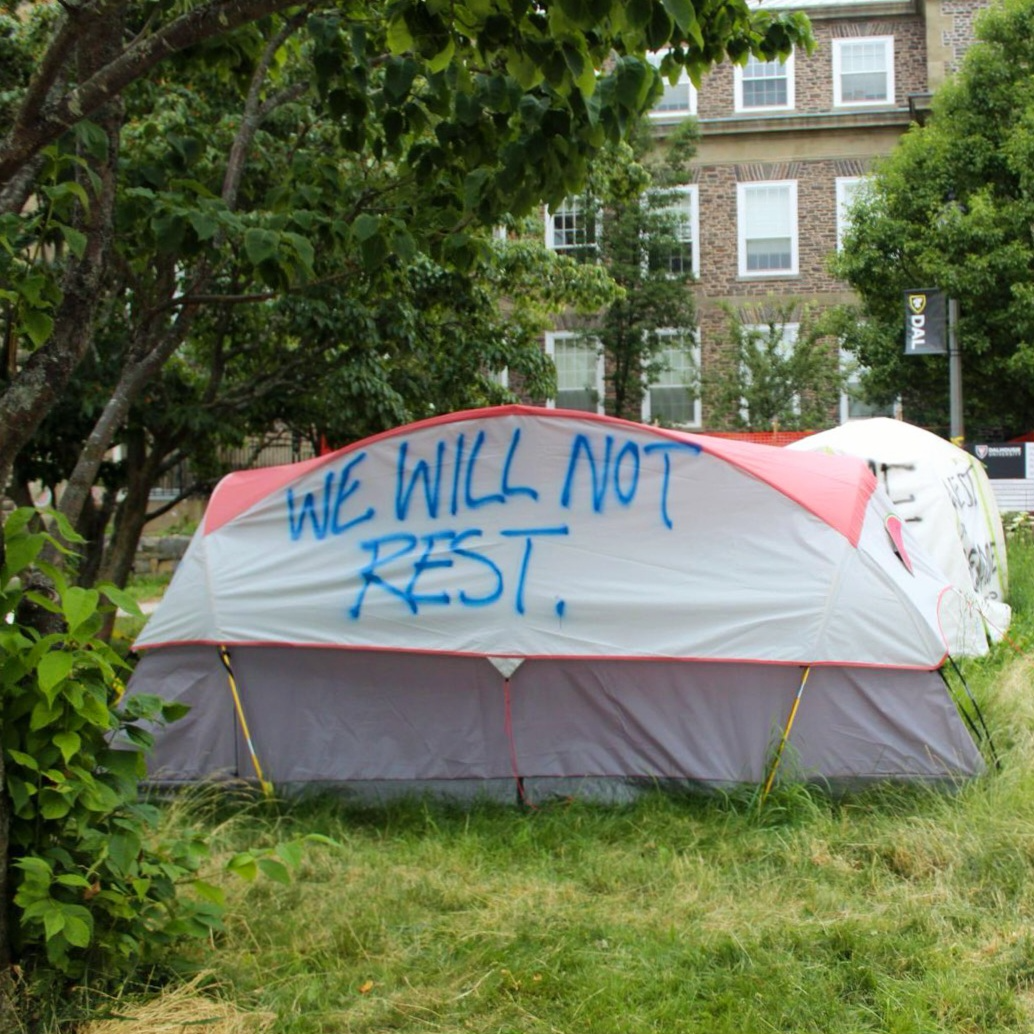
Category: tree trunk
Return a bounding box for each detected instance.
[75,487,117,588]
[98,431,163,590]
[0,23,123,496]
[53,26,308,540]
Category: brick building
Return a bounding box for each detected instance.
[541,0,990,429]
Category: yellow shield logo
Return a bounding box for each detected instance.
[908,294,927,315]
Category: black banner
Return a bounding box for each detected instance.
[904,289,947,355]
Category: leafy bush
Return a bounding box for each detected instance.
[0,509,220,980]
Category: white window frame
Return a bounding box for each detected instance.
[734,52,795,113]
[833,36,894,107]
[544,196,599,259]
[642,329,701,428]
[737,181,799,278]
[647,50,697,120]
[648,185,699,278]
[838,347,898,422]
[835,177,867,250]
[545,331,604,414]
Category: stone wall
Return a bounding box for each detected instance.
[134,535,191,576]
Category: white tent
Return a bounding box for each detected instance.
[126,406,988,796]
[789,418,1010,645]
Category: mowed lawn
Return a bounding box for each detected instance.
[93,530,1034,1034]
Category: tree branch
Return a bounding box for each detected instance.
[222,11,308,209]
[0,0,314,186]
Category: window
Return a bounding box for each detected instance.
[648,185,699,277]
[643,330,700,427]
[741,322,800,421]
[737,181,798,276]
[835,177,867,250]
[839,349,898,422]
[546,332,603,413]
[735,53,794,112]
[833,37,894,106]
[647,50,697,119]
[545,197,598,261]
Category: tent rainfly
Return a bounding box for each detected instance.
[789,417,1011,646]
[127,406,990,796]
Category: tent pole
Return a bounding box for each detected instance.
[219,646,274,798]
[762,666,811,798]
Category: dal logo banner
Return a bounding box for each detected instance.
[904,289,947,355]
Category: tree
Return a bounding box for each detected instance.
[565,120,700,421]
[701,299,843,431]
[0,0,815,987]
[831,0,1034,439]
[11,238,616,596]
[0,0,813,499]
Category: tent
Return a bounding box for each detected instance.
[788,417,1010,645]
[126,406,989,797]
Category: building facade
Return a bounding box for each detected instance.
[541,0,989,429]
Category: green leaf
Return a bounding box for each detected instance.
[152,211,187,254]
[7,750,40,772]
[62,913,92,948]
[98,748,145,781]
[106,831,143,873]
[244,227,279,266]
[73,119,109,160]
[384,57,418,102]
[38,651,74,699]
[54,874,91,890]
[22,309,54,347]
[427,37,456,74]
[30,700,62,732]
[39,791,72,820]
[98,583,142,618]
[43,180,91,211]
[2,532,43,579]
[191,879,226,906]
[3,507,36,537]
[53,731,82,765]
[47,509,84,548]
[283,232,315,272]
[43,907,66,941]
[661,0,694,33]
[188,210,220,242]
[226,853,259,881]
[160,701,191,723]
[59,225,87,258]
[386,16,415,53]
[257,858,291,885]
[303,833,341,847]
[62,586,99,634]
[14,856,53,879]
[275,839,304,868]
[351,213,380,243]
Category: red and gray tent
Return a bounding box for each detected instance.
[127,406,988,794]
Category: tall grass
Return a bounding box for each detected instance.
[81,534,1034,1034]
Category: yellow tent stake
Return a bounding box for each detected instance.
[762,666,811,799]
[219,646,274,798]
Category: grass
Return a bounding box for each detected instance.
[72,531,1034,1033]
[119,571,172,605]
